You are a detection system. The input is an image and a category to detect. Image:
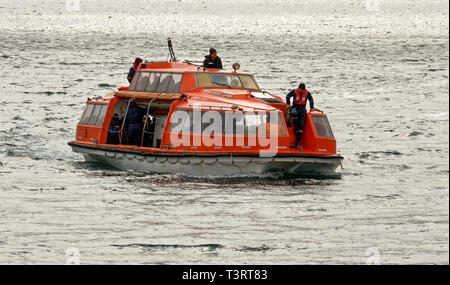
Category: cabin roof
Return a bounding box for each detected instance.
[179,88,279,112]
[139,61,246,74]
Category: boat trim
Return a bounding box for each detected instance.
[67,141,344,161]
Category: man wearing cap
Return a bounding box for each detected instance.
[203,48,223,69]
[127,57,143,83]
[286,83,314,146]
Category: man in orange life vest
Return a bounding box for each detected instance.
[286,83,314,145]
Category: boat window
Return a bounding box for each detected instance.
[238,75,259,90]
[209,73,235,88]
[129,71,140,90]
[244,112,286,135]
[244,113,264,135]
[135,72,150,91]
[95,105,108,126]
[79,104,94,125]
[79,104,108,126]
[156,73,171,93]
[128,72,183,93]
[196,73,212,87]
[169,109,286,136]
[223,111,245,135]
[200,111,224,135]
[195,73,260,90]
[145,72,160,92]
[312,115,334,138]
[87,104,103,125]
[271,113,287,135]
[169,109,191,133]
[167,73,182,93]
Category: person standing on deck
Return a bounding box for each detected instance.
[124,102,144,145]
[127,57,143,83]
[286,83,314,146]
[107,114,121,145]
[203,48,223,69]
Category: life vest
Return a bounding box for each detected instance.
[295,88,308,105]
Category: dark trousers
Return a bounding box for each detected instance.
[126,123,143,145]
[107,126,120,145]
[293,106,307,143]
[297,112,306,131]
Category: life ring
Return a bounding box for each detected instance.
[167,158,179,164]
[179,158,190,165]
[188,158,202,165]
[232,158,252,167]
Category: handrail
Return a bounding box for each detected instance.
[115,90,182,101]
[310,108,324,113]
[140,99,156,147]
[187,104,275,112]
[119,98,134,144]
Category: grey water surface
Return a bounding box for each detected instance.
[0,0,448,264]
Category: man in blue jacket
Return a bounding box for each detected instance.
[124,102,144,145]
[286,83,314,146]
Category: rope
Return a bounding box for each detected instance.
[124,153,135,160]
[254,158,275,164]
[203,158,218,165]
[179,159,190,165]
[167,158,179,164]
[188,159,202,165]
[231,159,252,167]
[156,157,167,163]
[104,152,116,158]
[145,157,156,163]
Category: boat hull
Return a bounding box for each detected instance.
[69,143,343,177]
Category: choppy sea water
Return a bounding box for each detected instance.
[0,0,448,264]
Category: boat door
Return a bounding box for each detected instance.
[152,115,167,148]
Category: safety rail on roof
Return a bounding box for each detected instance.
[188,104,276,112]
[115,90,182,101]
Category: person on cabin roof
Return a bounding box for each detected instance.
[286,83,314,146]
[124,102,145,146]
[127,57,143,83]
[107,114,121,145]
[203,48,223,69]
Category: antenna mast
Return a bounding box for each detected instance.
[167,38,177,62]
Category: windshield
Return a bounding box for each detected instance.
[196,73,260,90]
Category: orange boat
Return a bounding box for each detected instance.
[68,53,343,177]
